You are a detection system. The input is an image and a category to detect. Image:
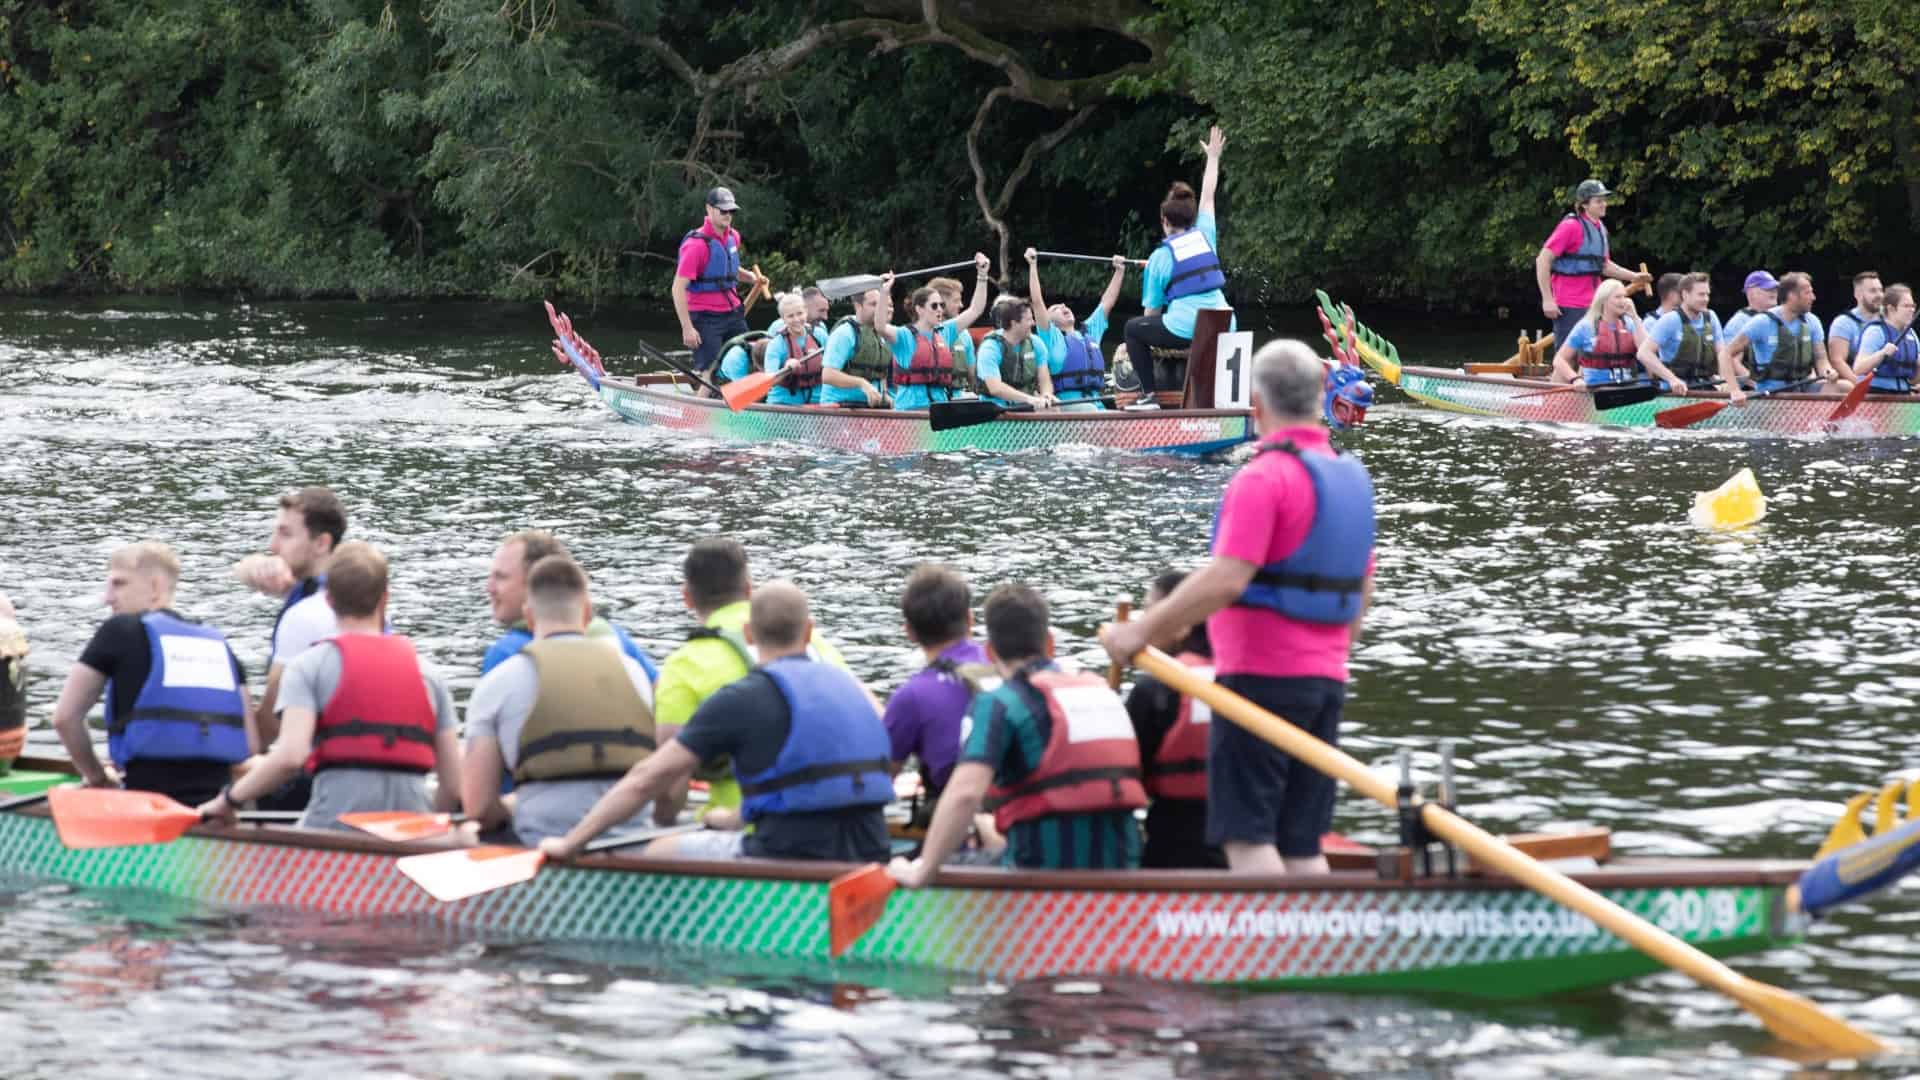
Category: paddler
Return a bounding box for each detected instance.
[230,484,350,810]
[765,285,830,336]
[975,296,1057,410]
[0,593,24,771]
[1534,179,1653,348]
[1644,272,1683,325]
[538,581,893,863]
[762,292,829,406]
[1102,340,1375,875]
[482,530,657,680]
[51,542,254,806]
[461,554,658,845]
[711,330,770,388]
[1847,283,1919,393]
[1026,246,1128,410]
[673,186,767,396]
[198,542,462,831]
[821,279,901,408]
[926,253,995,392]
[1637,272,1725,391]
[1547,280,1656,388]
[649,537,857,826]
[881,565,989,822]
[1122,125,1234,410]
[1826,271,1884,375]
[1720,272,1853,404]
[1722,269,1778,342]
[890,286,962,410]
[1124,570,1226,869]
[888,583,1145,887]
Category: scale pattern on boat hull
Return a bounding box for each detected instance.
[0,813,1794,997]
[598,381,1254,456]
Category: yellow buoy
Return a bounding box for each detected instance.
[1690,467,1766,530]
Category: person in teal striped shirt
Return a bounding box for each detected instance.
[888,583,1142,887]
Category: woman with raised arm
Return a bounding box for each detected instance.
[1027,247,1128,411]
[1122,125,1233,410]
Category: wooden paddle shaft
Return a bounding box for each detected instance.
[1129,644,1889,1056]
[1106,598,1132,690]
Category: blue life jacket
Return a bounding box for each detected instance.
[684,227,741,301]
[106,612,248,769]
[1220,441,1376,624]
[738,657,893,821]
[1865,318,1920,388]
[1548,214,1609,279]
[271,575,323,657]
[1158,227,1226,300]
[1054,330,1105,397]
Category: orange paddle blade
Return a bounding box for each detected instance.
[722,369,782,411]
[48,787,201,849]
[828,863,896,957]
[1654,399,1727,429]
[1322,832,1370,854]
[396,844,547,903]
[1825,377,1874,427]
[339,811,455,843]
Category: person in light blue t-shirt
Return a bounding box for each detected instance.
[713,332,763,386]
[1720,272,1851,402]
[1721,270,1777,344]
[821,279,901,407]
[1026,247,1129,411]
[890,286,969,412]
[1825,271,1882,377]
[762,292,831,406]
[974,296,1056,410]
[1850,283,1919,392]
[1636,273,1723,391]
[765,286,830,337]
[1123,125,1234,409]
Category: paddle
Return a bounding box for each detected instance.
[635,339,726,398]
[1824,375,1875,428]
[0,791,51,813]
[721,347,825,411]
[928,398,1034,432]
[1106,598,1132,690]
[48,787,304,850]
[816,261,976,302]
[1654,379,1816,430]
[1118,643,1889,1058]
[339,810,467,843]
[829,863,897,956]
[740,264,769,314]
[396,821,704,903]
[1034,251,1147,268]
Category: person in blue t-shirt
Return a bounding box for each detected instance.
[1850,283,1919,392]
[712,333,763,386]
[891,287,968,412]
[1547,280,1646,386]
[820,279,899,408]
[1636,272,1724,391]
[765,285,829,336]
[483,530,657,680]
[1826,270,1882,377]
[1720,272,1851,403]
[1026,247,1129,411]
[974,297,1056,410]
[1722,270,1777,344]
[926,254,994,391]
[1123,125,1234,410]
[762,293,831,406]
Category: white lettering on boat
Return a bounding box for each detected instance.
[1176,420,1224,434]
[1149,904,1615,940]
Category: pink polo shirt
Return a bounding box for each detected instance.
[676,222,743,313]
[1206,425,1373,682]
[1542,213,1605,310]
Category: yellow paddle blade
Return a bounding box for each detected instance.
[1816,790,1876,859]
[397,844,546,903]
[1733,979,1891,1057]
[1691,468,1766,530]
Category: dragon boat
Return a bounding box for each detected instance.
[546,305,1255,457]
[0,762,1809,998]
[1316,291,1920,437]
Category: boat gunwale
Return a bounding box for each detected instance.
[602,373,1255,422]
[1399,365,1877,405]
[0,801,1806,894]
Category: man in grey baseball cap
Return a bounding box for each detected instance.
[672,186,765,393]
[1533,178,1652,347]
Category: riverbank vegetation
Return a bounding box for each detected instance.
[4,0,1915,306]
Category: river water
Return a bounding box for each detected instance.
[2,297,1916,1077]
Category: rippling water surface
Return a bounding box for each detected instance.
[3,297,1918,1077]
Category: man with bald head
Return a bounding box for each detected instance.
[540,580,893,863]
[53,541,255,805]
[1103,340,1376,875]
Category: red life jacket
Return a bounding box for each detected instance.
[896,327,954,388]
[782,328,823,397]
[1144,652,1212,801]
[1577,318,1639,372]
[986,668,1147,832]
[306,634,438,774]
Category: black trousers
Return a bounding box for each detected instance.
[1123,314,1192,396]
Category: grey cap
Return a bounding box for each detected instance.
[705,186,740,212]
[1573,179,1613,203]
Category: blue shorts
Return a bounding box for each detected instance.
[1206,675,1344,856]
[690,309,749,374]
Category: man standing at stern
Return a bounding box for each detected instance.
[673,186,768,393]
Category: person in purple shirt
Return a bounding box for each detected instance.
[883,564,989,821]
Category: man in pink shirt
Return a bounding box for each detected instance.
[673,187,767,392]
[1533,179,1652,347]
[1103,339,1375,875]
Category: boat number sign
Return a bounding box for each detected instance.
[1214,332,1254,409]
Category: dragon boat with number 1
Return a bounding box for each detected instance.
[0,762,1812,998]
[1317,291,1920,437]
[547,305,1256,457]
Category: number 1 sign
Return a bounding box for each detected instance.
[1214,331,1254,409]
